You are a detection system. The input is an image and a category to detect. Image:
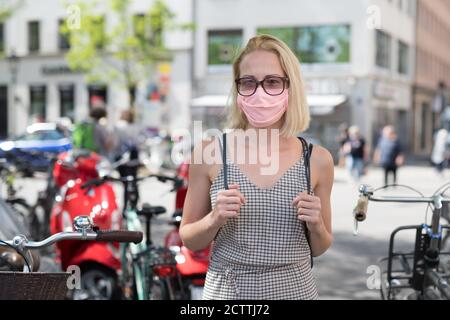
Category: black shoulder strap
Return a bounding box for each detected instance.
[298,137,313,195]
[298,136,314,268]
[222,132,229,190]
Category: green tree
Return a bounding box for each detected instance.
[0,0,22,22]
[61,0,192,110]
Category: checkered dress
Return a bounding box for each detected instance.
[202,135,319,300]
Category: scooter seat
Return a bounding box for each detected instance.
[137,204,166,218]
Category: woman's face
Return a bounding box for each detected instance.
[239,50,285,82]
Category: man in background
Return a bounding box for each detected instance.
[374,126,405,186]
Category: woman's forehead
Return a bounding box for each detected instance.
[239,50,284,76]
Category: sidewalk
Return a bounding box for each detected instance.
[314,164,449,300]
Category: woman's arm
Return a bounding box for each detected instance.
[293,145,334,257]
[180,139,246,251]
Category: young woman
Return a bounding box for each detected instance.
[180,35,334,300]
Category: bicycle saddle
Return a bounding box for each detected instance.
[137,203,166,218]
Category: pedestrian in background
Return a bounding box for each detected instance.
[431,128,449,177]
[337,123,349,168]
[113,109,146,158]
[374,126,404,186]
[72,106,116,159]
[343,126,368,182]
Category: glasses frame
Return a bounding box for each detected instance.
[235,76,290,97]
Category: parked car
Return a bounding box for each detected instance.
[0,123,72,173]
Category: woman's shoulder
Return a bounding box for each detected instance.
[310,144,335,171]
[189,136,224,182]
[190,136,222,165]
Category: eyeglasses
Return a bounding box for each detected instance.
[235,76,289,97]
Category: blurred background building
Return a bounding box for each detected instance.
[413,0,450,158]
[0,0,193,138]
[192,0,416,160]
[1,0,449,162]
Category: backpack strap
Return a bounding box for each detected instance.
[212,133,228,241]
[221,132,229,190]
[298,137,314,195]
[298,136,314,268]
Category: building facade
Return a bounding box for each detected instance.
[192,0,416,159]
[0,0,193,138]
[413,0,450,158]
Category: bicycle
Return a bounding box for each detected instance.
[0,215,142,300]
[81,160,185,300]
[27,152,58,241]
[353,183,450,300]
[0,157,31,229]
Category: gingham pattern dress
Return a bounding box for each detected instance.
[203,135,319,300]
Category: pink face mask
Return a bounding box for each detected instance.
[237,88,289,128]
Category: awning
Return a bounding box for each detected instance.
[307,95,347,116]
[190,94,347,115]
[191,95,230,108]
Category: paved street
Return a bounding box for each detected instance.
[314,165,449,300]
[10,164,450,300]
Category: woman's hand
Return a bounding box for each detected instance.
[211,184,246,228]
[292,192,324,233]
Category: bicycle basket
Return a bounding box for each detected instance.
[0,272,70,300]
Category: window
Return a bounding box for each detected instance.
[58,19,70,51]
[59,84,75,121]
[28,21,40,53]
[207,30,242,67]
[376,30,391,69]
[0,23,4,53]
[30,85,46,121]
[398,41,409,75]
[258,24,351,64]
[88,84,107,108]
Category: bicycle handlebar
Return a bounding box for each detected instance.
[353,184,450,235]
[96,230,143,243]
[0,215,143,272]
[0,230,143,250]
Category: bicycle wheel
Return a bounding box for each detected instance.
[148,275,170,300]
[28,204,43,241]
[7,199,30,234]
[71,263,121,300]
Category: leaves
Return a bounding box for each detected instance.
[62,0,188,104]
[0,0,24,23]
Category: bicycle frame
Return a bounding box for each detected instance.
[121,207,148,300]
[117,172,179,300]
[355,185,450,300]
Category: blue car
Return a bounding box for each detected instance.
[0,123,72,173]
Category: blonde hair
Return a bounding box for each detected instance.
[228,34,310,137]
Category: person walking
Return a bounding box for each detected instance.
[337,123,349,168]
[374,126,404,186]
[343,126,368,182]
[431,128,449,177]
[72,106,116,159]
